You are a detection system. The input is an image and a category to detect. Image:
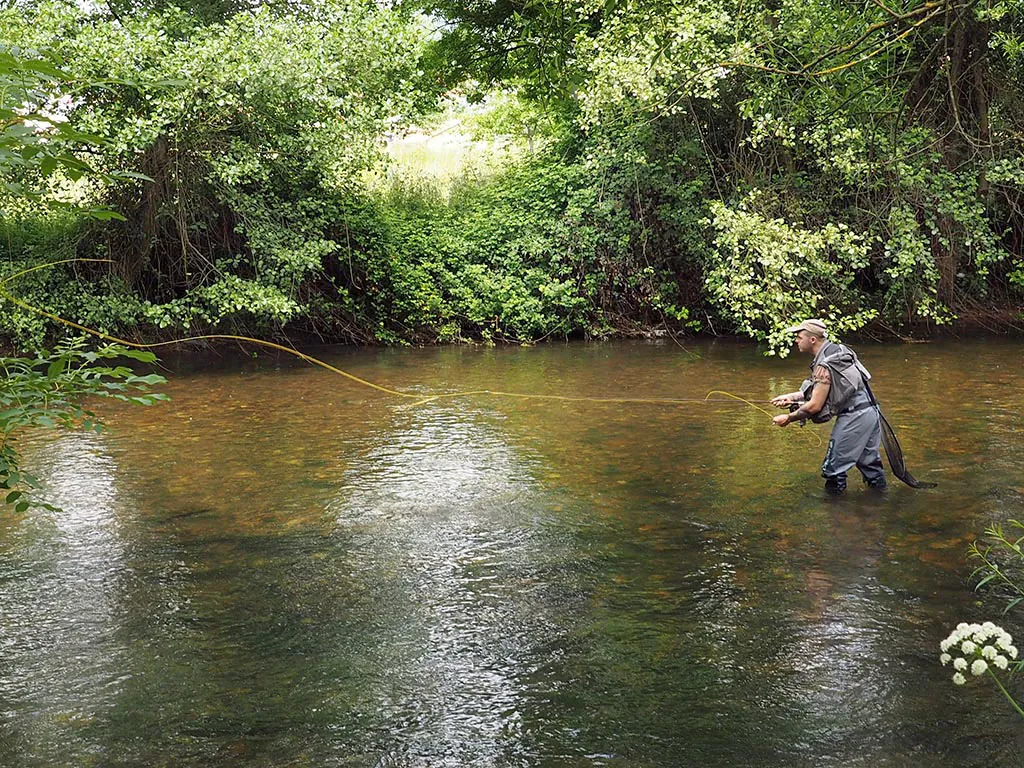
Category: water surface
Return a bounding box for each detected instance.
[2,339,1023,766]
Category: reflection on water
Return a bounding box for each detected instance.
[2,339,1024,766]
[328,411,564,765]
[0,434,129,762]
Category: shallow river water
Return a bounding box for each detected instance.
[2,338,1023,767]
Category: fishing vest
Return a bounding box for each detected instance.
[799,341,872,424]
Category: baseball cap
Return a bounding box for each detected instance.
[783,319,827,337]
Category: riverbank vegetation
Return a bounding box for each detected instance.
[0,39,169,510]
[3,0,1024,354]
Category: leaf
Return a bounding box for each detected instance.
[39,155,58,176]
[130,373,167,385]
[16,58,70,79]
[117,171,154,182]
[117,349,157,363]
[14,501,29,513]
[46,357,68,379]
[5,490,22,504]
[51,127,107,145]
[975,573,999,589]
[86,208,127,222]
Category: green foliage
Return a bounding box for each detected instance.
[0,42,151,217]
[706,196,877,354]
[408,0,583,104]
[355,158,594,342]
[969,521,1024,613]
[411,0,1024,343]
[0,339,168,510]
[0,0,424,342]
[1,22,170,514]
[0,44,100,199]
[463,89,567,152]
[882,206,951,325]
[4,0,1024,350]
[353,141,705,342]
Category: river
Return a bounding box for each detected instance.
[1,338,1022,766]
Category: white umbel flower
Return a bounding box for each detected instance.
[941,621,1016,687]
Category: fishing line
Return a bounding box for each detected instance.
[705,390,822,447]
[0,259,415,398]
[0,259,817,445]
[704,389,775,418]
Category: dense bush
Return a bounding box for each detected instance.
[1,1,424,343]
[2,0,1024,354]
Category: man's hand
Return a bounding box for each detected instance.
[771,395,794,408]
[773,413,790,427]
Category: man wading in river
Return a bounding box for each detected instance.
[770,319,887,495]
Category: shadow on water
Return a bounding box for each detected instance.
[1,339,1023,766]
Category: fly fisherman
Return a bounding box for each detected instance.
[770,319,887,495]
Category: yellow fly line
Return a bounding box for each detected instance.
[0,259,820,446]
[0,259,411,398]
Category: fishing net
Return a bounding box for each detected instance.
[865,383,937,489]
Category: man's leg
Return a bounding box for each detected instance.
[821,409,878,495]
[824,472,847,495]
[856,417,887,489]
[821,431,852,495]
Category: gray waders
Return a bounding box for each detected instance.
[820,388,887,494]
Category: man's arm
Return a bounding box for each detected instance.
[773,367,830,427]
[771,391,806,408]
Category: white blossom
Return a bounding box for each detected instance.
[941,622,1015,686]
[973,627,995,644]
